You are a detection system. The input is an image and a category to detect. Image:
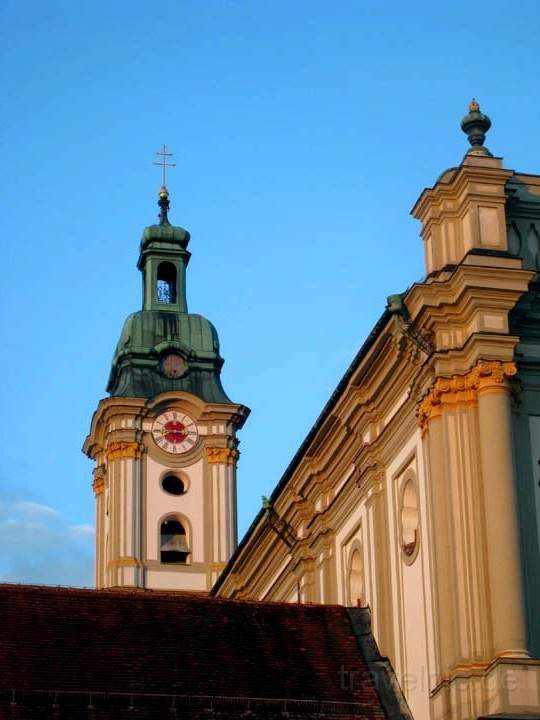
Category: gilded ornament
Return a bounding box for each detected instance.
[206,447,239,464]
[107,556,143,569]
[92,464,107,495]
[106,441,144,461]
[92,477,105,496]
[418,360,517,432]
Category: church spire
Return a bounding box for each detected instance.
[154,145,176,225]
[137,178,191,314]
[106,157,231,403]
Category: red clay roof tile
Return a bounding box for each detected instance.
[0,584,389,720]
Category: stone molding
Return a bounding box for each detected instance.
[418,360,517,432]
[206,447,239,464]
[355,456,385,497]
[107,556,143,569]
[105,441,144,461]
[292,495,315,521]
[210,562,227,572]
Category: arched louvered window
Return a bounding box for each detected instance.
[160,516,189,564]
[156,262,177,304]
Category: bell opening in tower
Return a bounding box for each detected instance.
[160,517,189,564]
[156,261,177,304]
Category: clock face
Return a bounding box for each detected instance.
[151,412,198,454]
[160,353,186,379]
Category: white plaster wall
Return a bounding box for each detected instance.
[145,454,205,563]
[146,569,207,591]
[401,546,431,710]
[386,431,433,720]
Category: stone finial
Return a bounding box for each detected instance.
[460,98,493,157]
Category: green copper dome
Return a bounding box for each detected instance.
[106,188,231,403]
[140,223,190,251]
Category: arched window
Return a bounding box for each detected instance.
[348,547,365,607]
[156,262,177,304]
[160,517,189,564]
[401,478,419,559]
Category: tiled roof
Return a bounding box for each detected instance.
[0,584,407,720]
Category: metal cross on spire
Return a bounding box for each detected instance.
[154,144,176,189]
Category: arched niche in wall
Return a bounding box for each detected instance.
[347,544,365,607]
[400,471,420,564]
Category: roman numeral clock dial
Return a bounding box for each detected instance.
[151,412,199,454]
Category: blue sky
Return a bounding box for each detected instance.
[1,0,540,586]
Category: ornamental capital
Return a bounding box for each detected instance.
[206,447,239,464]
[470,359,517,392]
[93,463,106,480]
[92,477,106,496]
[92,464,107,495]
[105,441,144,461]
[105,442,144,461]
[418,360,517,432]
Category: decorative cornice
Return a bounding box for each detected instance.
[105,442,144,461]
[291,550,315,571]
[431,655,540,697]
[292,495,315,520]
[356,461,385,498]
[418,360,517,432]
[206,447,239,464]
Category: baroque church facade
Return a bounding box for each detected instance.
[83,103,540,720]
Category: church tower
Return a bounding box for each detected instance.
[83,179,249,591]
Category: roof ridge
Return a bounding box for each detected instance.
[0,582,349,611]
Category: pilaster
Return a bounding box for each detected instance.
[92,464,107,588]
[420,361,533,718]
[476,368,528,658]
[104,439,145,588]
[206,446,239,586]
